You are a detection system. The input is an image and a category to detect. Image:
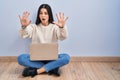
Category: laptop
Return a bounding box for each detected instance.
[30,43,58,61]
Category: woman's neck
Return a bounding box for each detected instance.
[40,23,51,27]
[41,22,49,26]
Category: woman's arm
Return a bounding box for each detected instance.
[55,25,68,40]
[19,24,34,39]
[18,11,33,39]
[54,12,69,40]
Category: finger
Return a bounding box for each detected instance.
[52,22,55,24]
[25,11,27,14]
[26,11,29,15]
[23,11,26,16]
[22,11,30,19]
[61,13,64,19]
[65,17,69,22]
[52,22,58,25]
[56,13,60,20]
[53,22,56,25]
[18,15,21,20]
[24,11,29,17]
[62,13,64,19]
[25,11,29,15]
[29,20,31,24]
[59,12,62,19]
[54,22,59,27]
[26,11,30,18]
[18,15,23,25]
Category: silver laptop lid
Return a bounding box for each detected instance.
[30,43,58,60]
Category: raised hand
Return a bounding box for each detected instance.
[55,12,68,28]
[19,11,31,27]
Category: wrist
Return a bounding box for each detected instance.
[21,26,26,29]
[59,26,64,28]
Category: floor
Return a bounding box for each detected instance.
[0,61,120,80]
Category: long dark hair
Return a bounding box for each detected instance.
[35,4,54,25]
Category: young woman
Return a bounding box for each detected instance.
[18,4,70,77]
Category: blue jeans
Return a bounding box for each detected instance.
[17,53,70,72]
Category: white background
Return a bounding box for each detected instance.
[0,0,120,56]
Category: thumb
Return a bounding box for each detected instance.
[53,22,59,27]
[29,20,31,24]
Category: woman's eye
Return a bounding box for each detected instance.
[45,12,48,15]
[40,12,42,14]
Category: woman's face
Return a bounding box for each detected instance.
[39,8,49,26]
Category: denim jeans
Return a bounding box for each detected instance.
[17,53,70,72]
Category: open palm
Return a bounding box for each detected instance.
[19,11,31,26]
[55,12,68,28]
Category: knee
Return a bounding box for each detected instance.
[17,54,29,65]
[60,53,70,65]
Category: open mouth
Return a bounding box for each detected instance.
[42,18,46,21]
